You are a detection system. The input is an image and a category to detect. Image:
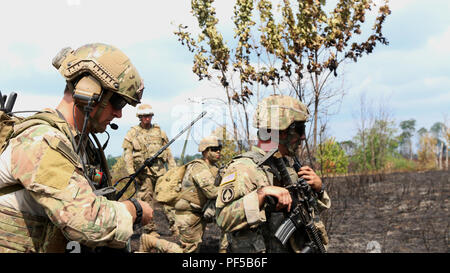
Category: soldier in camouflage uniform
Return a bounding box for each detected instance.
[0,43,153,252]
[122,104,177,234]
[173,136,222,253]
[215,95,331,253]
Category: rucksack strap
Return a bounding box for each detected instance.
[0,111,78,197]
[175,159,210,205]
[232,148,277,166]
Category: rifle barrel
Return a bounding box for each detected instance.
[115,111,207,200]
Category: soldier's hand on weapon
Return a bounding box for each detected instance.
[257,186,292,212]
[123,199,154,225]
[297,166,322,192]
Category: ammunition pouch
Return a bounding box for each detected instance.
[0,205,67,253]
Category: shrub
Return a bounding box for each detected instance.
[317,137,349,175]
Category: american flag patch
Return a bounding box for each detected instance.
[220,172,236,186]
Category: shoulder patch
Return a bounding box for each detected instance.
[220,186,235,204]
[220,172,236,186]
[34,144,75,190]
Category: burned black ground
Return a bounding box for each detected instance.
[135,170,449,253]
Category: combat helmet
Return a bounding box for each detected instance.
[198,135,222,152]
[52,43,144,107]
[136,104,154,117]
[253,94,309,131]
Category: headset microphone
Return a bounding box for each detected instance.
[109,123,118,130]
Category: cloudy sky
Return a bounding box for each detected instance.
[0,0,448,158]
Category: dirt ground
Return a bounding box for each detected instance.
[134,170,449,253]
[322,170,449,253]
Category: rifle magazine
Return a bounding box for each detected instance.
[274,218,296,245]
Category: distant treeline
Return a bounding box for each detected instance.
[106,153,202,169]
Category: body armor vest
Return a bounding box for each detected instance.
[226,151,306,253]
[0,111,110,252]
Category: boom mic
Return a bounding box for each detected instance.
[109,123,118,130]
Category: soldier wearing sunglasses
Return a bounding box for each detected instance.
[172,135,224,253]
[0,43,153,252]
[122,103,177,235]
[215,95,330,253]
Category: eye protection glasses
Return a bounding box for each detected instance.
[209,146,222,152]
[288,122,306,136]
[109,93,127,110]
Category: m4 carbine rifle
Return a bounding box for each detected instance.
[268,151,326,253]
[111,111,207,201]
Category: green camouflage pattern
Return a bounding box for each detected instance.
[0,111,133,252]
[253,94,309,130]
[177,159,219,208]
[215,146,330,253]
[56,43,143,106]
[0,205,66,253]
[173,159,220,253]
[215,147,269,233]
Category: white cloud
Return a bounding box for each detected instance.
[387,0,420,11]
[423,76,450,87]
[2,0,450,155]
[6,90,60,114]
[0,0,201,76]
[427,26,450,55]
[8,77,233,156]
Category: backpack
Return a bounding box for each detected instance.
[0,111,22,154]
[154,159,220,206]
[0,109,78,197]
[154,163,189,205]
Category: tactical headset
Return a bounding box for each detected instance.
[52,47,121,133]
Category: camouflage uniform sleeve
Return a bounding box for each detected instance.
[11,125,133,249]
[122,128,136,175]
[161,130,177,169]
[190,162,218,200]
[215,159,268,233]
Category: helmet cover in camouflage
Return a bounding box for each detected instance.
[136,103,154,117]
[198,135,221,152]
[253,95,309,131]
[52,43,144,106]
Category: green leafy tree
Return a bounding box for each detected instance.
[399,119,416,160]
[176,153,203,165]
[317,137,349,175]
[106,154,118,168]
[352,119,398,172]
[175,0,391,152]
[339,140,356,156]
